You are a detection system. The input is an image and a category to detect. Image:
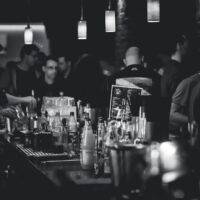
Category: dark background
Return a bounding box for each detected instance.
[0,0,197,62]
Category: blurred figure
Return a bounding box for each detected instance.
[72,53,109,108]
[169,72,200,138]
[111,45,160,96]
[160,34,190,102]
[58,55,72,79]
[0,44,39,96]
[35,55,60,99]
[34,51,47,79]
[57,55,73,96]
[110,45,168,141]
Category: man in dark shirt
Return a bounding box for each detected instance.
[36,56,60,98]
[160,34,190,101]
[57,55,73,97]
[112,46,160,96]
[110,46,167,141]
[0,44,39,96]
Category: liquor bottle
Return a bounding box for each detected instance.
[97,117,106,156]
[125,119,133,143]
[52,112,62,145]
[103,123,115,176]
[80,119,95,170]
[68,112,78,152]
[84,103,92,120]
[61,118,68,152]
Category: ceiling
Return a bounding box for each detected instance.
[0,0,197,60]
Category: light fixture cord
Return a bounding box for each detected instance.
[108,0,111,10]
[26,0,31,26]
[81,0,83,20]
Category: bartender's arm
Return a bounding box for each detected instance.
[5,93,36,108]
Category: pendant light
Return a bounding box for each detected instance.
[147,0,160,23]
[24,0,33,44]
[24,24,33,44]
[78,0,87,40]
[105,0,116,32]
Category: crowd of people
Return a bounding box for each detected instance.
[0,32,200,141]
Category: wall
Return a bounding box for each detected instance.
[0,23,50,68]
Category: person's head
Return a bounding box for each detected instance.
[123,46,144,66]
[57,55,71,74]
[42,56,58,83]
[170,34,190,56]
[20,44,39,67]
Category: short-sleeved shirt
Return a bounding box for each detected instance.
[16,67,37,97]
[188,81,200,124]
[161,59,186,100]
[172,73,200,117]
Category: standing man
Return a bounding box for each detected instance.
[160,34,190,102]
[57,55,73,96]
[0,44,39,96]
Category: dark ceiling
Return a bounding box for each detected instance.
[0,0,197,61]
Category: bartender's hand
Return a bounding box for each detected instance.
[0,106,17,119]
[23,96,37,108]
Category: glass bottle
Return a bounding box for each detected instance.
[80,119,95,170]
[68,112,78,152]
[52,112,62,145]
[62,118,69,152]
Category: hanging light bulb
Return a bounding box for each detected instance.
[78,20,87,40]
[147,0,160,23]
[78,0,87,40]
[105,0,116,32]
[24,24,33,44]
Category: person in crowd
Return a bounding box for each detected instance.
[160,34,190,102]
[72,53,109,108]
[34,51,47,79]
[35,55,60,99]
[188,80,200,126]
[0,44,39,96]
[111,45,161,96]
[169,72,200,138]
[57,55,73,96]
[110,45,168,141]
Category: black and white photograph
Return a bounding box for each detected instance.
[0,0,199,200]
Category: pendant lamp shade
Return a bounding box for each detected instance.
[24,24,33,44]
[78,20,87,40]
[147,0,160,23]
[105,10,116,32]
[78,0,87,40]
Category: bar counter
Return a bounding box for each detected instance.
[0,135,113,200]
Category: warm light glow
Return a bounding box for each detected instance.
[24,25,33,44]
[78,20,87,40]
[160,142,179,172]
[0,24,45,32]
[105,10,116,32]
[147,0,160,23]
